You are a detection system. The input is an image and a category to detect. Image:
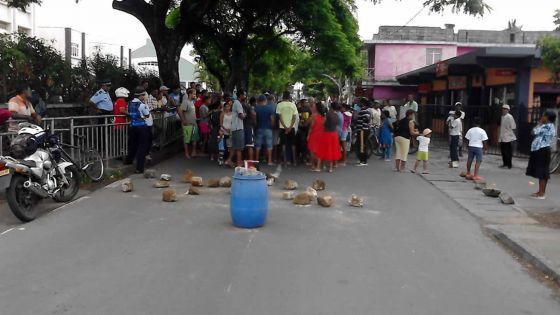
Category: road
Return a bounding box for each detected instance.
[0,154,558,314]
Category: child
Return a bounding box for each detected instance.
[412,128,432,174]
[464,117,488,181]
[379,110,393,161]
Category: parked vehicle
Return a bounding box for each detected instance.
[0,123,80,222]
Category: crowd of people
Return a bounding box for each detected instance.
[5,78,555,200]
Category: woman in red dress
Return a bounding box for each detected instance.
[315,103,341,172]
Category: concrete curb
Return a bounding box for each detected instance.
[485,225,560,284]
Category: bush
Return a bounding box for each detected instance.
[0,34,161,104]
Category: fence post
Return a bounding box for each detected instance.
[104,116,109,168]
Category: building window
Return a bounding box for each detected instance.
[510,33,515,43]
[17,26,30,35]
[0,21,9,31]
[71,43,79,57]
[426,48,443,65]
[138,61,158,67]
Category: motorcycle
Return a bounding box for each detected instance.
[0,123,80,222]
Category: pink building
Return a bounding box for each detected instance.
[361,24,545,103]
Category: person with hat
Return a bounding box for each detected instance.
[89,80,113,116]
[411,128,432,174]
[499,104,517,169]
[125,86,152,173]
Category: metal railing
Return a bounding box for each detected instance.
[0,113,183,165]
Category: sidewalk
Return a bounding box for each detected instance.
[418,147,560,284]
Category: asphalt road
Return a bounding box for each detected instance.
[0,155,558,315]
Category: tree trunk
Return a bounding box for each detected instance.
[152,36,183,88]
[224,49,250,94]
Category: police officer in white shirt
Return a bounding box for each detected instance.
[89,80,113,116]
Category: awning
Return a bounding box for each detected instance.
[396,47,541,85]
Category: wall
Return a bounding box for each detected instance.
[374,43,457,81]
[373,85,417,100]
[529,67,554,108]
[0,2,35,35]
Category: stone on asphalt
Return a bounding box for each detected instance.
[499,192,515,205]
[284,179,298,190]
[349,194,364,207]
[181,170,194,183]
[312,179,326,191]
[162,188,178,202]
[459,171,467,177]
[160,174,172,181]
[317,195,334,207]
[219,176,232,188]
[190,176,203,187]
[282,191,295,200]
[154,180,171,188]
[266,177,275,186]
[187,186,200,195]
[306,187,318,199]
[144,169,157,179]
[482,188,501,198]
[293,192,313,205]
[207,179,220,188]
[474,181,488,190]
[121,179,133,192]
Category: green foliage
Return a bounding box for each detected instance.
[538,36,560,83]
[0,34,159,103]
[165,8,181,29]
[5,0,41,11]
[554,9,560,31]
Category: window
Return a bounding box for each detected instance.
[426,48,443,65]
[138,61,158,67]
[0,21,9,31]
[510,33,515,43]
[71,43,79,57]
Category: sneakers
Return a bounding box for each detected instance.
[356,163,368,167]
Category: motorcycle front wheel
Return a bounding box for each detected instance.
[54,165,80,202]
[7,175,39,222]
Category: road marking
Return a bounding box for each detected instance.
[0,228,14,236]
[51,196,91,213]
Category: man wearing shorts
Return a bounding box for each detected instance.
[276,91,298,165]
[178,88,199,159]
[254,94,275,165]
[227,89,246,167]
[464,117,488,181]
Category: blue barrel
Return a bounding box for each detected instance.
[230,172,268,228]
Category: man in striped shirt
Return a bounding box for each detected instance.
[354,99,372,166]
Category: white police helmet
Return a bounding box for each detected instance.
[115,87,130,98]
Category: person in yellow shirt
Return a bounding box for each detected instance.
[275,91,298,165]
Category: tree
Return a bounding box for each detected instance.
[538,36,560,84]
[8,0,490,91]
[507,19,522,31]
[554,9,560,31]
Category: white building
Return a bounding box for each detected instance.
[0,1,36,36]
[37,26,132,68]
[36,27,86,66]
[132,39,196,85]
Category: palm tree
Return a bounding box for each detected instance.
[507,19,523,31]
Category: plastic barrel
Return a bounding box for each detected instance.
[230,172,268,228]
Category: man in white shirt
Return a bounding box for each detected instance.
[448,110,462,168]
[465,117,489,180]
[369,100,382,141]
[499,104,517,169]
[400,94,418,120]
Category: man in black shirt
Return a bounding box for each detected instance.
[355,99,372,166]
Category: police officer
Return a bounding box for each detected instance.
[125,86,151,173]
[89,80,113,116]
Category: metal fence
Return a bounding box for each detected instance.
[415,104,553,158]
[0,113,183,166]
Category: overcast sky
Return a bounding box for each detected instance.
[35,0,559,60]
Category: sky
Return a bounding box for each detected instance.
[35,0,559,59]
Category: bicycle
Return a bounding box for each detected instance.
[549,138,560,174]
[59,134,104,182]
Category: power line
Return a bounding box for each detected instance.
[381,5,426,39]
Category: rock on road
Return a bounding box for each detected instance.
[0,155,558,314]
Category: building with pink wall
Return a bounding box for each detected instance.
[359,24,545,103]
